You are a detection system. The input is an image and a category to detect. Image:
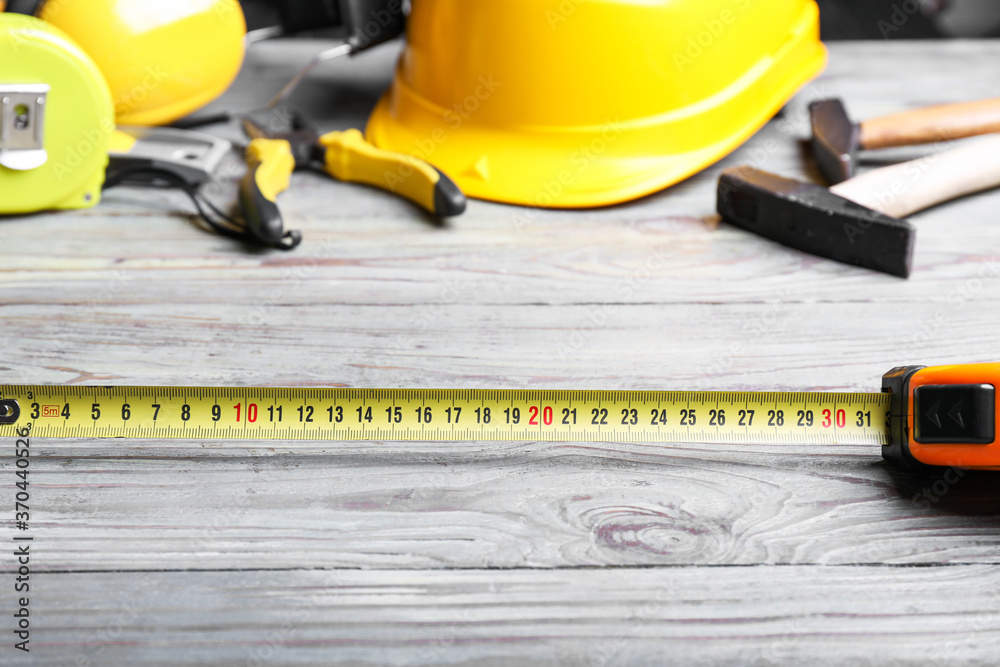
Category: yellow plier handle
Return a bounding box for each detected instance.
[238,129,465,248]
[319,130,466,217]
[239,138,299,248]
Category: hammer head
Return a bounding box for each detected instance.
[717,166,914,278]
[809,98,861,185]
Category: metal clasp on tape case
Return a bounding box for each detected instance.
[0,84,49,171]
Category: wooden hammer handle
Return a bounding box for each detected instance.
[830,134,1000,219]
[859,98,1000,149]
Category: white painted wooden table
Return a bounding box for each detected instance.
[3,40,1000,665]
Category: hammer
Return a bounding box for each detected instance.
[717,134,1000,278]
[810,97,1000,184]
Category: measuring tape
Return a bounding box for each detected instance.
[1,364,998,470]
[0,386,888,444]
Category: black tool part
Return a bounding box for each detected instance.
[339,0,405,50]
[881,365,927,470]
[170,113,234,130]
[717,166,915,278]
[3,0,44,15]
[242,114,318,168]
[815,0,943,40]
[914,384,995,444]
[809,99,861,185]
[240,109,297,138]
[433,168,467,217]
[270,0,343,33]
[106,157,212,188]
[270,0,404,51]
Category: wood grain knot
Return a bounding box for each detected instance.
[588,505,722,561]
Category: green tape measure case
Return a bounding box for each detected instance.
[0,13,113,213]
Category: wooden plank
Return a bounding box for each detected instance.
[4,445,998,572]
[3,205,1000,304]
[2,299,998,391]
[7,566,1000,666]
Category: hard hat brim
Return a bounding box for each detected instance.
[367,6,827,209]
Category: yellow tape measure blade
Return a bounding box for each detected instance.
[0,387,891,445]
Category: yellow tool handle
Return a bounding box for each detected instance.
[239,138,296,244]
[108,129,138,154]
[245,138,295,201]
[319,130,466,217]
[0,387,889,445]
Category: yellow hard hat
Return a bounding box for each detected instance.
[366,0,827,208]
[36,0,246,125]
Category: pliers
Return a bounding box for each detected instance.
[239,114,466,248]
